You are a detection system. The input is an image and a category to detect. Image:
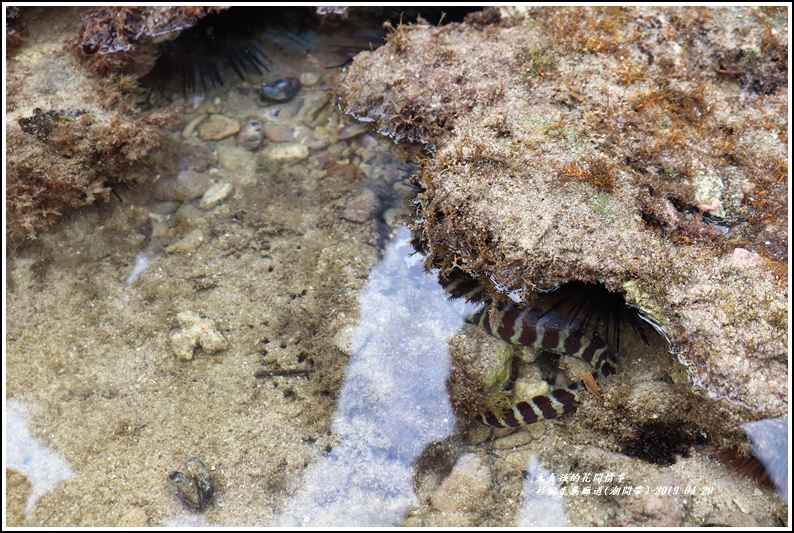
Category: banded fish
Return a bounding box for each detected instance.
[438,273,618,428]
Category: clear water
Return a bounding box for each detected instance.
[5,8,787,527]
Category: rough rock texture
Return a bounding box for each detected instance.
[336,7,788,419]
[78,6,219,75]
[6,8,172,239]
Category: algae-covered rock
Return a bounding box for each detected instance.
[336,7,788,419]
[6,8,172,239]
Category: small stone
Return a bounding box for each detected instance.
[430,454,491,513]
[382,207,404,227]
[466,420,492,445]
[264,123,295,143]
[299,71,321,86]
[332,325,356,356]
[149,201,181,215]
[172,203,205,232]
[181,114,208,139]
[264,143,309,161]
[692,169,725,218]
[200,182,233,210]
[217,145,256,185]
[165,228,205,255]
[492,430,535,449]
[170,311,228,360]
[236,117,264,151]
[277,98,304,120]
[324,163,359,183]
[337,123,369,140]
[174,170,214,201]
[342,188,380,222]
[731,247,764,267]
[304,138,330,151]
[198,114,241,141]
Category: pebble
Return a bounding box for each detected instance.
[165,228,205,255]
[382,207,404,227]
[263,123,295,143]
[170,310,227,360]
[337,123,369,140]
[342,188,380,223]
[217,146,256,185]
[264,143,309,161]
[149,201,181,215]
[324,163,359,183]
[731,247,764,268]
[236,117,265,151]
[332,325,356,356]
[198,114,241,141]
[277,98,305,120]
[260,77,301,103]
[174,170,214,201]
[181,113,208,139]
[492,430,535,449]
[200,181,233,210]
[430,454,491,513]
[304,138,330,151]
[466,421,492,445]
[299,71,321,86]
[173,202,204,230]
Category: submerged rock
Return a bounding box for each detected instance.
[336,7,788,420]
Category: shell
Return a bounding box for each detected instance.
[167,458,215,510]
[260,77,301,103]
[237,117,265,151]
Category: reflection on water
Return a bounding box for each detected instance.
[741,417,789,499]
[518,456,568,527]
[275,227,462,525]
[6,400,74,522]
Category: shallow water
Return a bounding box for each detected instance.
[5,8,788,527]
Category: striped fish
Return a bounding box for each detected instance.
[440,272,618,428]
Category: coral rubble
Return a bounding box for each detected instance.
[336,6,788,419]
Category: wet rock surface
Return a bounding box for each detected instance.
[336,6,788,421]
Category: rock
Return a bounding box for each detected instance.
[181,113,208,139]
[236,117,265,151]
[430,454,491,513]
[299,71,321,86]
[382,207,404,227]
[332,325,356,356]
[198,114,241,141]
[334,12,787,419]
[170,311,228,360]
[692,169,726,218]
[337,123,369,140]
[217,145,256,185]
[165,228,205,254]
[263,143,309,161]
[263,123,295,143]
[342,188,380,222]
[200,181,233,210]
[277,98,305,120]
[174,170,214,201]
